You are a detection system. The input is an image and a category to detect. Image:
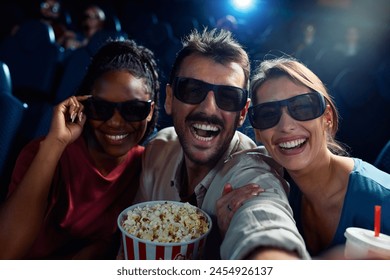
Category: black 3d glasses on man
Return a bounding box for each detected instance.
[173,77,248,112]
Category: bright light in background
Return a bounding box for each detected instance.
[231,0,256,12]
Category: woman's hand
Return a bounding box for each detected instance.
[216,183,264,237]
[47,95,90,146]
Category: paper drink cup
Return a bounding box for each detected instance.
[118,201,212,260]
[344,227,390,259]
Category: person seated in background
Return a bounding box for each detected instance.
[293,23,322,66]
[217,57,390,259]
[64,5,106,50]
[0,39,160,259]
[333,26,361,58]
[39,0,74,48]
[134,28,310,260]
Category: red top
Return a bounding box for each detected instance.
[8,136,143,259]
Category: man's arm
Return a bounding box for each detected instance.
[202,149,310,260]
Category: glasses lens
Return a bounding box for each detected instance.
[174,77,207,104]
[84,13,99,20]
[288,93,325,121]
[174,77,247,112]
[214,85,247,111]
[120,100,151,122]
[249,103,281,130]
[51,4,60,13]
[83,99,114,121]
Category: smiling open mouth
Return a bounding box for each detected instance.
[105,134,128,141]
[191,123,220,141]
[279,138,307,150]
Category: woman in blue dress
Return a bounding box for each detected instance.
[218,57,390,258]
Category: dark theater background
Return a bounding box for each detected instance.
[0,0,389,200]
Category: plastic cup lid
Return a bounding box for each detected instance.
[345,227,390,253]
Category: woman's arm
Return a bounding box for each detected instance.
[0,96,88,259]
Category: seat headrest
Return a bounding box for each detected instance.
[15,20,56,52]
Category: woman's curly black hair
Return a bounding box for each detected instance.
[76,38,160,144]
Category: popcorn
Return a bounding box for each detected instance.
[121,201,210,243]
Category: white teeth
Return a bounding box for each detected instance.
[106,134,128,141]
[279,139,306,149]
[194,134,213,142]
[193,123,218,132]
[191,123,220,142]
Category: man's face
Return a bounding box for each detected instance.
[40,0,60,19]
[165,54,249,167]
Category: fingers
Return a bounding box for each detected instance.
[226,184,265,213]
[216,183,265,237]
[217,183,232,210]
[222,183,233,195]
[76,95,92,101]
[216,199,235,237]
[65,96,86,123]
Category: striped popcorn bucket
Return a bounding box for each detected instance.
[117,201,212,260]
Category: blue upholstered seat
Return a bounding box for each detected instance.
[0,19,64,103]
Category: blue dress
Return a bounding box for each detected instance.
[288,158,390,256]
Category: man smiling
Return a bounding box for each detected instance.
[135,28,309,260]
